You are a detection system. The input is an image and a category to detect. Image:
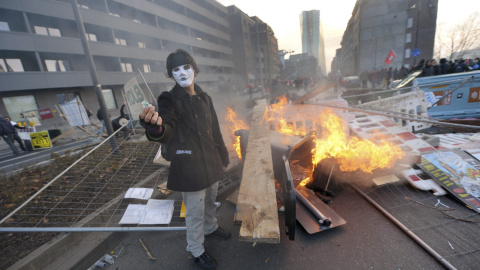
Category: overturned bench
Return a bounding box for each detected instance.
[234,99,280,244]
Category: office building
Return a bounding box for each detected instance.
[227,6,280,88]
[300,10,327,76]
[334,0,438,76]
[0,0,234,124]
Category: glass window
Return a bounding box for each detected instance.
[87,33,97,41]
[0,21,10,31]
[45,60,71,72]
[405,48,411,59]
[138,42,146,48]
[58,60,71,71]
[34,26,48,35]
[5,59,24,72]
[406,33,411,43]
[407,18,413,28]
[143,64,151,73]
[2,95,39,122]
[115,38,126,45]
[0,59,6,72]
[56,92,80,104]
[45,60,57,71]
[121,63,133,72]
[102,89,117,109]
[48,28,61,37]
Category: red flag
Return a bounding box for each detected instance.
[384,50,397,65]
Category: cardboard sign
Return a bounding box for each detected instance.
[418,150,480,213]
[124,77,147,119]
[30,131,52,149]
[38,108,54,120]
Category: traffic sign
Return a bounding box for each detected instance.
[30,130,52,149]
[411,49,421,57]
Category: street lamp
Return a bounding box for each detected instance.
[279,50,294,70]
[371,35,377,68]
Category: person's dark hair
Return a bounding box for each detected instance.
[165,49,200,78]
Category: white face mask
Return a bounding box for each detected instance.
[172,64,195,87]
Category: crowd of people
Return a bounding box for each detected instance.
[357,57,480,89]
[414,57,480,76]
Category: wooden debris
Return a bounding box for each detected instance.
[235,99,280,244]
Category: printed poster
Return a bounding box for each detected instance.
[418,150,480,213]
[124,76,147,119]
[59,96,90,127]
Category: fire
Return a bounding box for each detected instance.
[264,98,405,174]
[311,109,405,173]
[225,107,249,160]
[299,177,311,186]
[264,95,309,136]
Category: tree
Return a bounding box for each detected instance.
[434,12,480,60]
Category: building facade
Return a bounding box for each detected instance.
[300,10,327,76]
[226,5,256,88]
[0,0,234,124]
[333,0,437,76]
[226,5,280,89]
[249,16,280,88]
[284,53,318,81]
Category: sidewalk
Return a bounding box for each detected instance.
[99,185,441,270]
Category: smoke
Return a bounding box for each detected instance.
[210,87,252,166]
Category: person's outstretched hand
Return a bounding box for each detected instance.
[139,106,163,134]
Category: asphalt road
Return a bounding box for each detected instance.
[101,185,444,270]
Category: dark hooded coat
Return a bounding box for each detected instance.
[0,116,15,136]
[145,84,229,192]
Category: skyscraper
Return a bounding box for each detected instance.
[300,10,327,76]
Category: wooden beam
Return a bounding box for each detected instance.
[235,99,280,244]
[50,129,74,144]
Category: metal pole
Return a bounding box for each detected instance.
[137,69,158,107]
[413,0,421,66]
[71,0,117,151]
[301,103,480,130]
[0,227,187,233]
[350,184,457,270]
[121,88,135,136]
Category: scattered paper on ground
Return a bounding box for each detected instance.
[124,188,154,200]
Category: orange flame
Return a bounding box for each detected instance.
[264,95,309,136]
[225,107,249,160]
[311,109,405,173]
[264,100,405,174]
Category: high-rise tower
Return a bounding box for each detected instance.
[300,10,327,76]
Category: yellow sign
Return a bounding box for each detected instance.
[30,131,52,149]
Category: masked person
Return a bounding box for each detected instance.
[139,49,230,270]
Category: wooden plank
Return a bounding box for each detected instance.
[50,128,74,144]
[235,99,280,243]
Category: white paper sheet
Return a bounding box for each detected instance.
[119,204,146,224]
[140,199,174,224]
[124,188,154,200]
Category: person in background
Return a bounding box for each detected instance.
[0,114,21,156]
[269,76,289,104]
[111,102,130,139]
[139,49,230,270]
[4,116,27,152]
[96,109,110,137]
[421,60,434,77]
